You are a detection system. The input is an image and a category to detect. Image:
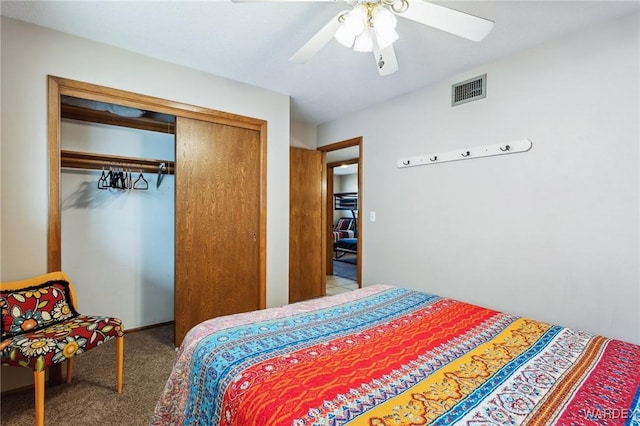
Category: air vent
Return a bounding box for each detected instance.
[452,74,486,106]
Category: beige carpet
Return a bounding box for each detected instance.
[1,324,175,426]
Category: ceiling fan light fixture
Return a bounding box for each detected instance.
[371,5,397,31]
[335,3,400,53]
[344,4,368,33]
[334,23,357,48]
[371,5,398,49]
[353,28,374,52]
[334,5,368,48]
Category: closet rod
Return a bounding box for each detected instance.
[61,150,175,175]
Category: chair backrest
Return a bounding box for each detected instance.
[1,271,79,340]
[335,218,355,231]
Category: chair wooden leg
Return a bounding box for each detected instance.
[66,358,74,384]
[116,335,124,393]
[34,370,45,426]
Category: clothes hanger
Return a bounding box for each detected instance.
[109,163,118,189]
[133,170,148,190]
[111,164,120,189]
[122,166,131,190]
[114,164,125,190]
[98,166,109,190]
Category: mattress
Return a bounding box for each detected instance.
[152,285,640,425]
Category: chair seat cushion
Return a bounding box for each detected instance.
[336,238,357,251]
[1,315,123,371]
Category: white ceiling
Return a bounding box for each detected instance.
[2,1,639,125]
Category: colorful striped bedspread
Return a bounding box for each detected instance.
[151,285,640,425]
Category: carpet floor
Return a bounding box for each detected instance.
[1,324,175,426]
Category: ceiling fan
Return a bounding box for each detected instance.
[234,0,494,76]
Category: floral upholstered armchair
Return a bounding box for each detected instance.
[1,271,124,426]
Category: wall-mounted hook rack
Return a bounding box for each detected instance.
[397,139,532,169]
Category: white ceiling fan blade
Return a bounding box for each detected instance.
[399,0,494,42]
[372,43,398,76]
[290,11,347,63]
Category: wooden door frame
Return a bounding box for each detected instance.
[318,137,362,286]
[47,75,268,312]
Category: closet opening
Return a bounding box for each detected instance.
[49,76,268,360]
[60,95,177,331]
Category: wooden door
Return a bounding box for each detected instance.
[175,117,262,346]
[289,147,325,303]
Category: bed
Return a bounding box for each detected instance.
[152,285,640,425]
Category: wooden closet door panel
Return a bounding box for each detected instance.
[289,147,325,303]
[175,117,261,346]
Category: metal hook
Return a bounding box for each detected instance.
[430,156,438,162]
[500,145,511,152]
[402,160,411,166]
[461,151,471,157]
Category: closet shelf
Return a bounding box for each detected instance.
[61,150,175,175]
[62,103,175,134]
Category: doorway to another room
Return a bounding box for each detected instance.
[319,138,361,296]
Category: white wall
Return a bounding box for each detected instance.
[340,174,358,194]
[318,13,640,344]
[1,17,291,389]
[290,120,317,150]
[61,120,175,328]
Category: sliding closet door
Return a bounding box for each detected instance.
[289,147,326,303]
[175,117,261,346]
